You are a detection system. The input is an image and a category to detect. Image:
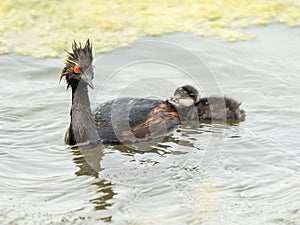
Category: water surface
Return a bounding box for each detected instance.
[0,24,300,224]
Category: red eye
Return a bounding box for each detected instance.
[73,65,80,73]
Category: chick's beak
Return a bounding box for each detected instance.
[174,94,181,100]
[169,95,181,102]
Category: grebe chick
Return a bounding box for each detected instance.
[169,85,246,123]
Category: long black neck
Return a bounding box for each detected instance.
[65,82,99,145]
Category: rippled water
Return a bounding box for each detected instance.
[0,24,300,224]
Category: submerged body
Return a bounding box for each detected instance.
[95,98,180,144]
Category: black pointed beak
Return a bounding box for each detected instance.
[86,78,94,89]
[83,71,94,89]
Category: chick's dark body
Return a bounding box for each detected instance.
[196,97,246,122]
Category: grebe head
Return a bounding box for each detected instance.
[60,39,94,89]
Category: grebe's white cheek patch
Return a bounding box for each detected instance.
[178,98,194,107]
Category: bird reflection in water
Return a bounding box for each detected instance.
[71,145,115,222]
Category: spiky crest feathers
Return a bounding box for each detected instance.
[60,39,93,83]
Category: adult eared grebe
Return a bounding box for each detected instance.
[60,40,180,146]
[169,85,246,123]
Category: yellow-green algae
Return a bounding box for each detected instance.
[1,0,300,57]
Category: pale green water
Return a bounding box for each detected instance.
[1,0,300,57]
[0,24,300,224]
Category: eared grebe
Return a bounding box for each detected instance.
[169,85,246,123]
[60,40,180,145]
